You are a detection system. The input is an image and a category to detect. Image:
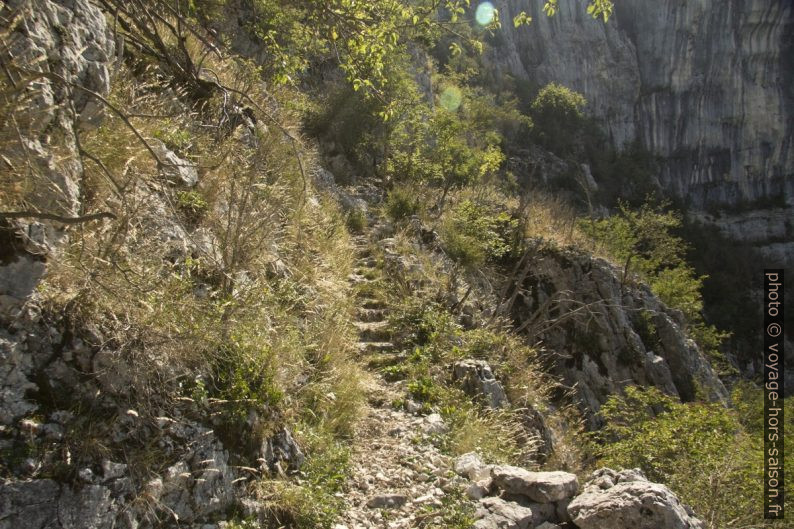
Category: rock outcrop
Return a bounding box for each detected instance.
[568,468,705,529]
[510,244,728,426]
[492,0,793,207]
[455,454,706,529]
[0,0,115,305]
[453,359,510,408]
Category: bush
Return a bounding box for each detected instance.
[260,437,350,528]
[579,201,729,358]
[384,186,422,221]
[346,208,367,232]
[176,190,208,223]
[530,83,587,155]
[593,385,793,529]
[440,200,518,267]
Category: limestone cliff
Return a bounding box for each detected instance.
[490,0,793,260]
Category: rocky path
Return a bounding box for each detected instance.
[331,197,707,529]
[335,229,460,529]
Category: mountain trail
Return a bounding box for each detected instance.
[335,199,458,529]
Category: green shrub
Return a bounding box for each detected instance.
[153,125,193,153]
[441,200,519,267]
[530,82,587,155]
[346,208,367,232]
[176,190,208,222]
[579,201,729,358]
[408,375,441,404]
[261,438,350,528]
[385,187,422,221]
[593,385,793,529]
[389,300,460,349]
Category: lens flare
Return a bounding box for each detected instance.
[439,85,463,111]
[475,2,496,26]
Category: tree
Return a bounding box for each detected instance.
[530,83,587,155]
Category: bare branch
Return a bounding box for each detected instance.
[1,210,117,224]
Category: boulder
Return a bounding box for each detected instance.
[491,466,578,503]
[424,413,448,435]
[474,496,534,529]
[151,139,199,187]
[366,494,408,509]
[454,452,491,481]
[568,468,704,529]
[261,427,305,473]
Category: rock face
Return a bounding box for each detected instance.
[453,359,510,408]
[568,468,705,529]
[0,0,115,304]
[491,466,579,503]
[510,244,728,426]
[492,0,793,208]
[490,0,794,262]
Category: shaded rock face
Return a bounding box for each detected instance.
[691,207,794,265]
[510,245,728,426]
[491,0,793,209]
[0,0,115,305]
[491,0,794,263]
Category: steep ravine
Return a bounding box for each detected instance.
[490,0,794,261]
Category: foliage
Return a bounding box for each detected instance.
[440,199,519,267]
[386,98,505,200]
[346,208,367,232]
[260,436,351,528]
[530,83,587,155]
[175,190,208,222]
[541,0,614,21]
[682,220,768,358]
[231,0,613,118]
[384,186,422,221]
[579,201,729,358]
[588,139,661,207]
[593,385,793,529]
[417,488,477,529]
[389,299,461,349]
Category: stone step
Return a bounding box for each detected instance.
[355,257,377,268]
[356,308,387,322]
[347,273,373,284]
[356,341,394,355]
[353,269,378,281]
[361,298,387,310]
[354,321,390,341]
[365,352,407,369]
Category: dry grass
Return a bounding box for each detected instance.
[28,10,364,488]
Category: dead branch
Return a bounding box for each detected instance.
[0,210,116,224]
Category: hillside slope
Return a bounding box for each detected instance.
[0,1,789,529]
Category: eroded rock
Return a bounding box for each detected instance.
[568,468,704,529]
[474,496,534,529]
[491,466,578,503]
[452,359,509,409]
